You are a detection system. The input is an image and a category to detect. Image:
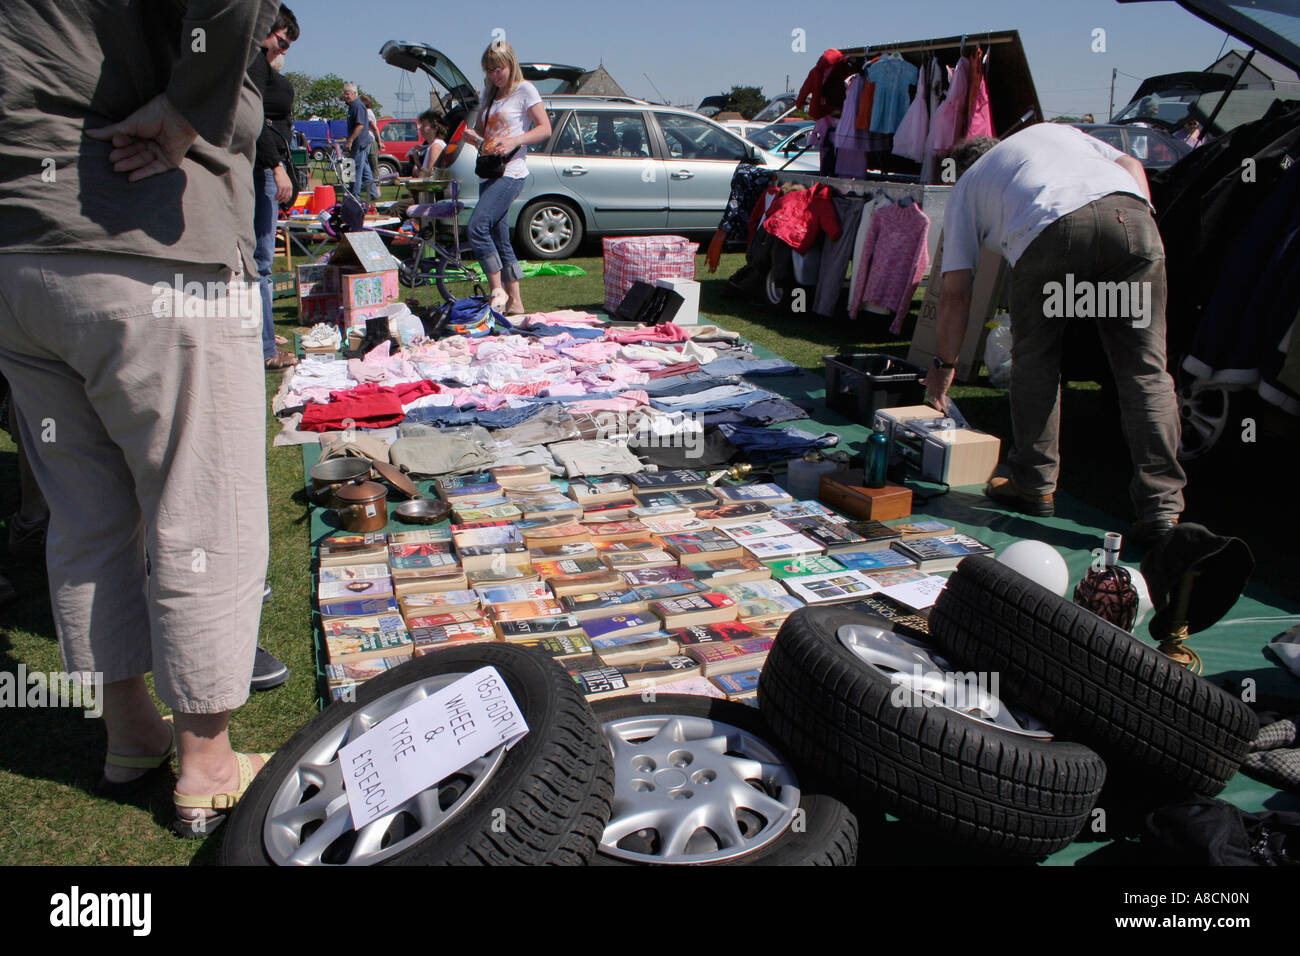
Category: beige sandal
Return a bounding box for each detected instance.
[172,751,273,839]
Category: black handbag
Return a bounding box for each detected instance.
[474,146,520,180]
[612,281,684,325]
[473,83,521,180]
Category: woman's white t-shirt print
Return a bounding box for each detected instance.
[483,80,542,179]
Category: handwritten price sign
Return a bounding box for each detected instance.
[337,666,529,829]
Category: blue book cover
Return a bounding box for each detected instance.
[833,549,917,572]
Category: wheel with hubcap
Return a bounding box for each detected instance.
[1176,365,1235,461]
[377,159,400,181]
[589,695,858,866]
[759,606,1107,859]
[516,199,583,259]
[220,645,614,865]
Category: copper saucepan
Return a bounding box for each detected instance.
[333,480,389,533]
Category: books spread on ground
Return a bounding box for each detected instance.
[742,534,825,561]
[686,637,773,676]
[311,488,989,701]
[681,553,771,584]
[651,591,738,629]
[711,483,793,505]
[781,571,879,605]
[627,470,707,492]
[765,554,845,579]
[891,520,956,539]
[889,533,993,572]
[710,669,761,700]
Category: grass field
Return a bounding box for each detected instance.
[0,240,1295,865]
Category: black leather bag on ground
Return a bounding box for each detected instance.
[613,281,684,325]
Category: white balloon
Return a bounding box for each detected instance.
[1125,567,1154,631]
[996,540,1071,596]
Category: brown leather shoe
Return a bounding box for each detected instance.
[984,476,1055,517]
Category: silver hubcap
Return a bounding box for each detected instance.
[600,715,801,864]
[1177,375,1230,460]
[529,207,573,253]
[837,623,1052,738]
[765,272,784,305]
[261,673,506,865]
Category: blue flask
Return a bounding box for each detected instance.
[865,426,889,488]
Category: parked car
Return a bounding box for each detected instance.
[1095,0,1300,461]
[1071,122,1192,170]
[750,92,800,124]
[696,94,730,117]
[521,63,588,94]
[746,121,819,171]
[381,40,798,259]
[375,116,422,177]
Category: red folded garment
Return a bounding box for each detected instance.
[646,361,701,380]
[299,380,441,432]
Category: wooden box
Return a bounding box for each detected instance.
[818,477,913,521]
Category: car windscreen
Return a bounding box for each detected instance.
[747,124,802,150]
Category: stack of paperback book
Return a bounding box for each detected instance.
[310,465,998,705]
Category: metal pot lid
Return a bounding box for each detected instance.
[333,480,388,504]
[310,457,372,481]
[371,460,420,499]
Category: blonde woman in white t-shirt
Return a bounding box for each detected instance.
[463,40,551,315]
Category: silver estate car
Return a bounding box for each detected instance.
[381,41,792,259]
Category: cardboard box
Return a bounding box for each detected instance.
[656,277,700,325]
[340,270,399,310]
[818,477,913,521]
[908,233,1007,382]
[918,428,1001,487]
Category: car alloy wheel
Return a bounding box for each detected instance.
[517,199,583,259]
[260,672,506,866]
[1176,367,1233,461]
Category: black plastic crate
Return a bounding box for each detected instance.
[823,353,926,425]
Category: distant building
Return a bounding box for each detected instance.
[572,65,627,97]
[1206,49,1300,95]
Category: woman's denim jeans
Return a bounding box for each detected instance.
[468,175,526,282]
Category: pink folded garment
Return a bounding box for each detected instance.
[602,323,690,344]
[565,390,651,414]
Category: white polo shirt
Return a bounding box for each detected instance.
[941,123,1150,271]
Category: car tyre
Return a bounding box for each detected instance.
[589,695,858,866]
[377,159,400,181]
[927,556,1258,795]
[310,147,327,163]
[516,199,583,260]
[220,644,614,865]
[758,606,1107,859]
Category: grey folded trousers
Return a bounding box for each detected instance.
[0,253,268,713]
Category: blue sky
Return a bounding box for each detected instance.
[282,0,1238,119]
